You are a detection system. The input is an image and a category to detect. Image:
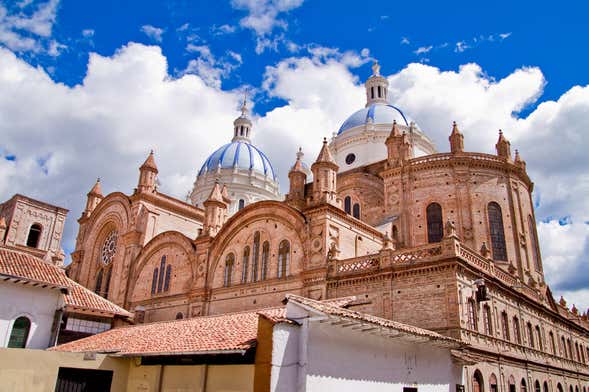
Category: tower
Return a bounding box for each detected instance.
[449,121,464,154]
[286,147,308,210]
[83,178,104,217]
[365,61,389,106]
[137,150,158,193]
[311,138,339,206]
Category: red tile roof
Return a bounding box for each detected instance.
[0,247,130,318]
[52,309,260,356]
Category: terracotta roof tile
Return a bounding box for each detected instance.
[0,247,130,317]
[52,310,260,356]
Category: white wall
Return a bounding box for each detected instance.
[0,282,61,349]
[271,302,463,392]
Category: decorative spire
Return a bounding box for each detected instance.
[371,60,381,76]
[449,121,464,154]
[290,147,306,174]
[88,178,103,196]
[514,149,526,170]
[365,59,389,107]
[314,137,336,165]
[221,184,231,204]
[390,120,401,137]
[496,130,512,161]
[140,150,158,172]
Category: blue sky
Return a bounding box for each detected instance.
[1,0,588,310]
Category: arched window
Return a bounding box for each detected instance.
[371,86,375,99]
[426,203,443,243]
[535,326,543,351]
[575,342,581,362]
[557,383,563,392]
[392,225,399,244]
[549,331,556,355]
[521,379,527,392]
[508,376,516,392]
[7,316,31,348]
[561,336,567,358]
[472,370,484,392]
[489,373,498,392]
[535,381,541,392]
[544,382,549,392]
[344,196,351,214]
[151,268,158,294]
[567,338,573,360]
[164,264,172,292]
[278,240,290,278]
[569,387,573,392]
[580,344,586,363]
[377,85,382,98]
[352,203,360,219]
[26,224,42,248]
[483,305,493,335]
[251,232,260,282]
[528,216,541,271]
[513,316,522,344]
[467,299,477,331]
[241,246,250,283]
[261,241,269,280]
[238,199,245,210]
[94,270,103,294]
[488,202,507,261]
[224,253,235,287]
[175,312,183,320]
[501,311,510,341]
[527,322,535,348]
[157,256,166,293]
[103,268,111,298]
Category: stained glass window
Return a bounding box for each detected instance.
[241,246,250,283]
[488,202,507,261]
[426,203,443,243]
[278,240,290,278]
[101,230,118,265]
[224,253,234,287]
[261,241,269,280]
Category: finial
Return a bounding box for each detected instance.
[240,94,248,116]
[323,137,327,144]
[371,60,381,76]
[296,147,304,160]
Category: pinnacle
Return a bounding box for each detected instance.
[206,182,224,203]
[140,150,158,172]
[88,178,103,196]
[451,121,461,135]
[314,137,335,164]
[290,147,306,174]
[390,120,401,137]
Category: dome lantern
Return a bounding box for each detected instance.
[232,96,253,142]
[365,60,389,107]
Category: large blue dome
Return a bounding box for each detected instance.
[338,103,410,135]
[198,141,277,180]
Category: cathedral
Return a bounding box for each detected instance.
[66,62,589,391]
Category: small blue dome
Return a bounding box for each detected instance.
[198,141,277,180]
[338,103,409,134]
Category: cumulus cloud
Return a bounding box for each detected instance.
[0,43,242,261]
[231,0,304,36]
[140,24,165,42]
[0,0,61,53]
[184,45,243,88]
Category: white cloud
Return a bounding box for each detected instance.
[455,41,469,52]
[0,0,61,53]
[400,37,410,45]
[414,45,432,55]
[140,24,165,42]
[0,43,242,261]
[211,24,236,35]
[230,0,304,36]
[184,44,243,88]
[499,32,512,40]
[82,29,94,38]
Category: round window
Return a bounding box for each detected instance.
[345,153,356,165]
[101,230,118,265]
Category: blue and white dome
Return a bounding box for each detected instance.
[198,141,277,180]
[338,103,410,135]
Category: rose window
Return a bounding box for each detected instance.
[101,230,118,265]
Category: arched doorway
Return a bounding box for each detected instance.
[489,373,498,392]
